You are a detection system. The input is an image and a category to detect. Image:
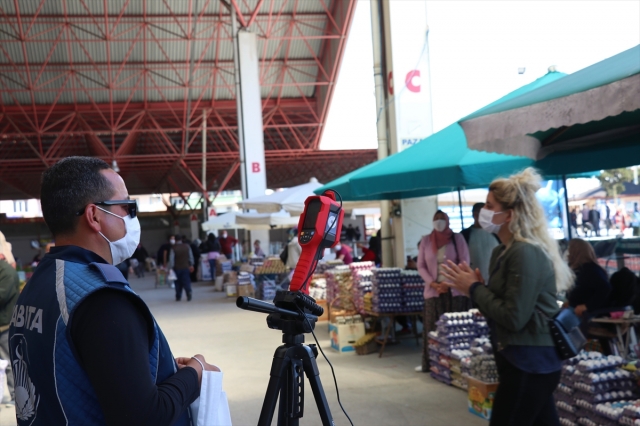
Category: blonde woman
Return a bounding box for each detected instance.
[442,168,573,426]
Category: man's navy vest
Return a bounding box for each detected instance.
[9,246,192,425]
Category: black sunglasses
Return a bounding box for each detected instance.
[76,200,137,218]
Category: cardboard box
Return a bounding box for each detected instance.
[316,299,328,322]
[239,263,255,273]
[467,376,499,420]
[214,276,224,292]
[223,271,238,284]
[237,284,255,298]
[225,284,237,297]
[329,322,365,353]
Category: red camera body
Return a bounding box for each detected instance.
[289,191,344,293]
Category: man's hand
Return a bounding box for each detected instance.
[176,354,220,385]
[189,266,194,273]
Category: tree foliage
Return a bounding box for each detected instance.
[597,168,634,198]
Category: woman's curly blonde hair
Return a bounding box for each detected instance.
[489,168,574,293]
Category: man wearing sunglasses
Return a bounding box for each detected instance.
[9,157,216,426]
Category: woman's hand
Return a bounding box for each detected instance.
[440,261,481,297]
[574,304,587,317]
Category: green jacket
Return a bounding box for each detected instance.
[0,259,19,330]
[471,240,560,350]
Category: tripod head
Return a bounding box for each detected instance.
[236,290,323,336]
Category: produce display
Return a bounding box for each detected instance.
[428,310,491,389]
[554,352,636,426]
[309,275,327,301]
[326,266,353,305]
[350,262,375,315]
[401,270,425,313]
[254,258,287,274]
[371,268,403,313]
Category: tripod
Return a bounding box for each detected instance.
[258,325,334,426]
[237,292,334,426]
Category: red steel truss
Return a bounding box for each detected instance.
[0,0,376,200]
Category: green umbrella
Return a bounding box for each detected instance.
[346,123,533,199]
[318,70,569,200]
[460,45,640,175]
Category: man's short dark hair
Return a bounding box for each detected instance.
[472,203,485,215]
[40,157,113,237]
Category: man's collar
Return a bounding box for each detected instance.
[47,245,109,265]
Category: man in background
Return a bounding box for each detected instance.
[218,231,238,259]
[461,203,500,282]
[170,236,194,301]
[0,252,19,405]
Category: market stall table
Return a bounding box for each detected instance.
[365,310,422,358]
[590,316,640,359]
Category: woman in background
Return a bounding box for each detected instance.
[566,238,611,317]
[416,210,470,372]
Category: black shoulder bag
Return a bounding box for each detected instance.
[538,307,586,360]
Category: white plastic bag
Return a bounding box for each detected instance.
[190,368,232,426]
[168,269,177,281]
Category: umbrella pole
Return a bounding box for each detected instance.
[457,187,465,229]
[562,175,572,240]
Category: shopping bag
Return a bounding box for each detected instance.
[168,269,177,281]
[190,368,232,426]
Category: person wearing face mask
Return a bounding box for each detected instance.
[461,203,500,284]
[442,168,574,426]
[333,241,353,265]
[416,210,470,373]
[9,157,217,426]
[218,231,238,259]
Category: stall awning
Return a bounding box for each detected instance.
[460,45,640,167]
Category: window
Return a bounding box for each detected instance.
[13,200,27,213]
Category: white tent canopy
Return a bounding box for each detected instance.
[201,211,299,232]
[238,178,323,214]
[235,210,300,228]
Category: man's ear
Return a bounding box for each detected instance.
[84,204,102,233]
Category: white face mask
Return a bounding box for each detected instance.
[221,234,227,239]
[170,239,176,245]
[97,207,141,265]
[478,208,505,234]
[335,244,342,251]
[433,220,447,232]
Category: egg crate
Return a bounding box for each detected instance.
[594,401,638,421]
[577,356,625,373]
[577,369,633,384]
[557,383,575,396]
[619,416,639,426]
[576,415,616,426]
[567,351,611,366]
[557,401,578,414]
[559,417,579,426]
[573,389,636,405]
[429,371,452,386]
[573,379,636,394]
[554,392,575,406]
[622,401,640,419]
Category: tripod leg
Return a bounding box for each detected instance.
[300,346,335,426]
[258,345,289,426]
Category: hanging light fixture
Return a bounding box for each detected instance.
[112,160,120,173]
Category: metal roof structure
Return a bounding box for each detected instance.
[0,0,377,200]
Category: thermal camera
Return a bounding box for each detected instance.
[289,190,344,293]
